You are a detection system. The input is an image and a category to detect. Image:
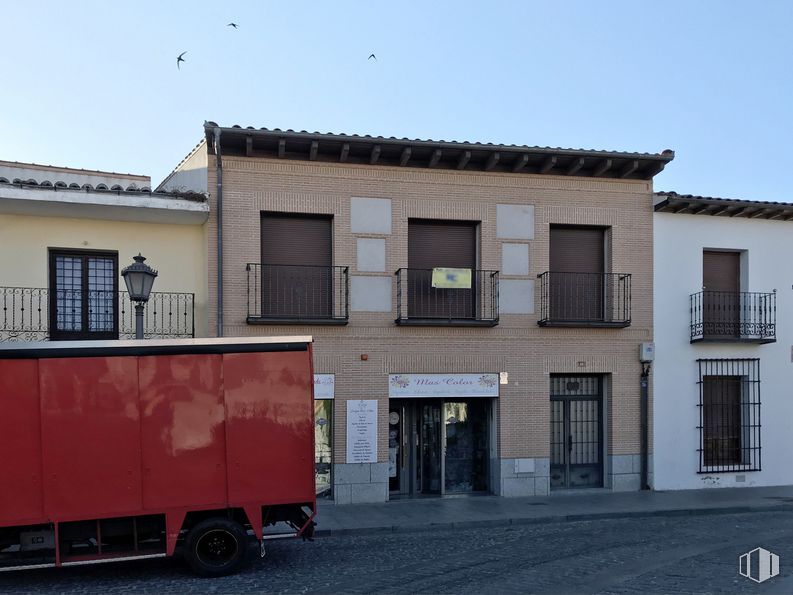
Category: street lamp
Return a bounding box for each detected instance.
[121,253,158,340]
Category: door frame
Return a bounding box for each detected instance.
[550,375,605,490]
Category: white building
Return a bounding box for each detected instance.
[653,191,793,490]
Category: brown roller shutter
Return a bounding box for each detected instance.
[702,251,740,338]
[549,226,605,321]
[550,227,604,273]
[261,214,332,267]
[703,251,739,293]
[260,214,333,318]
[407,220,477,319]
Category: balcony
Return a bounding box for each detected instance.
[395,268,499,326]
[690,291,776,344]
[0,287,195,342]
[246,263,349,325]
[537,272,631,328]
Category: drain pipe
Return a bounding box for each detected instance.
[638,342,654,490]
[213,126,224,337]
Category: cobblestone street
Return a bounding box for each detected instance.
[2,510,792,594]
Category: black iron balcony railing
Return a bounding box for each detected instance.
[537,272,631,328]
[0,287,195,342]
[690,291,776,344]
[246,263,349,324]
[395,268,499,326]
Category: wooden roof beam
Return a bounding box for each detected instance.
[644,161,666,178]
[592,159,612,177]
[457,150,471,170]
[428,149,442,168]
[370,144,381,165]
[309,140,319,161]
[539,156,557,174]
[485,152,500,171]
[512,153,529,173]
[619,160,639,178]
[710,205,731,216]
[246,136,253,157]
[566,157,584,176]
[340,143,350,162]
[277,138,286,158]
[400,147,412,166]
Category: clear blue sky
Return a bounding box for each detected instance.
[2,1,792,199]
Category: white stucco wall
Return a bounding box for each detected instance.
[653,211,793,490]
[157,141,208,194]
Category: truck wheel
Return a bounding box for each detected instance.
[184,518,249,577]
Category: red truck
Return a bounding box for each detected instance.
[0,336,316,576]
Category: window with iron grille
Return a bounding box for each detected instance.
[48,249,119,340]
[697,359,761,473]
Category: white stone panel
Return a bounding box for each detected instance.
[357,238,386,272]
[496,204,534,240]
[501,243,530,275]
[499,279,534,315]
[350,276,392,312]
[350,197,391,234]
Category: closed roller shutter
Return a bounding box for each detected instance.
[260,214,333,318]
[407,220,477,319]
[549,226,605,321]
[702,250,740,338]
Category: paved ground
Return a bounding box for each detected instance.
[2,510,792,594]
[316,485,793,534]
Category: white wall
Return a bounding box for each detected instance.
[653,211,793,490]
[157,141,207,193]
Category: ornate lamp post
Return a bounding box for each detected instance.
[121,254,158,340]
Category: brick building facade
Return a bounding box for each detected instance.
[160,124,673,503]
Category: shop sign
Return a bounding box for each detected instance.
[388,373,499,398]
[346,400,377,464]
[314,374,335,399]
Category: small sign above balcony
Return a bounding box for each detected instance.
[431,268,471,289]
[389,374,499,398]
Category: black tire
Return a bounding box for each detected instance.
[184,518,249,577]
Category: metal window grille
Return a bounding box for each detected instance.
[696,358,761,473]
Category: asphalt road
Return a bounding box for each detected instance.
[1,510,792,594]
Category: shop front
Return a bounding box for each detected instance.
[388,373,497,498]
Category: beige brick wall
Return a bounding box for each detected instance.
[205,156,654,464]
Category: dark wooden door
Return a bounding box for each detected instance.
[260,214,333,318]
[549,227,605,321]
[407,220,476,319]
[702,251,740,338]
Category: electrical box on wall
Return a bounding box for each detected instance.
[639,342,655,363]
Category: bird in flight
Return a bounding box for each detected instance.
[177,51,187,70]
[368,53,377,61]
[228,22,238,29]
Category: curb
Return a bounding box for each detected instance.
[314,503,793,537]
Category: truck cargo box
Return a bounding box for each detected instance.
[0,336,316,576]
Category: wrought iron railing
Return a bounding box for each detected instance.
[0,287,195,342]
[395,268,499,325]
[690,291,776,343]
[537,272,631,327]
[246,263,349,323]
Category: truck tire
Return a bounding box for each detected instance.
[184,518,250,577]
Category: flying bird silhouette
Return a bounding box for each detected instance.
[227,22,238,29]
[177,51,187,70]
[368,53,377,61]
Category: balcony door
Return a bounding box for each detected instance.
[549,226,605,322]
[407,220,477,319]
[702,251,740,339]
[48,249,119,341]
[260,213,333,319]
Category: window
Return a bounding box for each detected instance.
[702,250,741,339]
[407,219,477,319]
[256,213,346,322]
[48,249,119,340]
[548,225,605,321]
[697,359,761,472]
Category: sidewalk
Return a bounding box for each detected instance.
[315,485,793,536]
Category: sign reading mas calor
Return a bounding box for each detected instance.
[388,373,499,398]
